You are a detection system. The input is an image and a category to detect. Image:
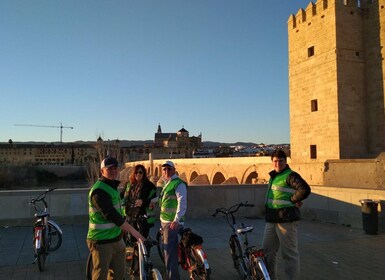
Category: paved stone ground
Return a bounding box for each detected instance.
[1,218,384,279]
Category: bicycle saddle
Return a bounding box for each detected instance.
[236,225,254,234]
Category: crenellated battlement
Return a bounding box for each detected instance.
[288,0,374,29]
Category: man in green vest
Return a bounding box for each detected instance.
[87,157,144,280]
[159,160,187,280]
[262,150,311,280]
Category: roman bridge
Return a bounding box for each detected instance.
[122,157,275,186]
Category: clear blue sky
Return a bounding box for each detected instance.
[0,0,311,144]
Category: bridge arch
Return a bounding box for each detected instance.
[241,165,259,184]
[212,172,226,184]
[189,171,199,183]
[209,166,229,185]
[154,166,160,177]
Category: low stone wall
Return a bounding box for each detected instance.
[1,185,384,233]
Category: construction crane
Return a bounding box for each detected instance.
[14,122,74,143]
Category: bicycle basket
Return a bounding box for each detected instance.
[179,228,203,248]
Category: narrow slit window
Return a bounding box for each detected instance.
[311,99,318,112]
[310,145,317,159]
[308,46,314,57]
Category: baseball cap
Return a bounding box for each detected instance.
[162,160,175,168]
[100,157,119,169]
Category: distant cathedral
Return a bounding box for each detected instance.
[154,124,202,151]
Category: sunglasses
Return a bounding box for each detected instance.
[135,170,144,174]
[162,167,173,171]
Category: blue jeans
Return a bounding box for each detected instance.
[161,222,182,280]
[262,221,300,280]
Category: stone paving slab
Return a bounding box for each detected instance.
[1,218,385,279]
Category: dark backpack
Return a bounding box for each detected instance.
[179,228,203,248]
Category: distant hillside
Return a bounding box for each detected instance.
[203,141,259,147]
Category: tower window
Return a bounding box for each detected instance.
[310,145,317,159]
[311,99,318,112]
[308,46,314,57]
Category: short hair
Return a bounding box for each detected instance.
[270,149,287,161]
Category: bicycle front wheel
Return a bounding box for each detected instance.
[151,268,163,280]
[156,230,165,264]
[86,253,93,280]
[37,247,46,272]
[189,247,211,280]
[47,222,62,252]
[229,236,247,280]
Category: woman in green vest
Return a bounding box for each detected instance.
[121,164,157,275]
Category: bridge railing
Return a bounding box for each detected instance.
[1,185,384,233]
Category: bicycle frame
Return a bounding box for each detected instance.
[30,188,63,271]
[137,238,163,280]
[212,202,270,280]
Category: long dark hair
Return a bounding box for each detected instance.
[129,164,147,185]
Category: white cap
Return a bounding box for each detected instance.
[162,160,175,168]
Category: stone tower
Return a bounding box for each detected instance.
[288,0,385,162]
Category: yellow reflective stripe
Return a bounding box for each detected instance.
[271,185,296,194]
[161,207,177,213]
[89,207,98,213]
[89,222,116,230]
[267,198,294,206]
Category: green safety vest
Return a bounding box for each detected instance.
[159,178,186,222]
[266,168,295,209]
[123,182,157,224]
[87,181,123,241]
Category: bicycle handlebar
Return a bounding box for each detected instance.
[30,187,57,204]
[30,188,57,212]
[211,201,255,217]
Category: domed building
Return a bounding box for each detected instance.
[154,124,202,158]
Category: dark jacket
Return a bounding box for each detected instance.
[265,165,311,223]
[122,179,157,220]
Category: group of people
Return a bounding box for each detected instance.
[86,149,310,280]
[87,158,186,280]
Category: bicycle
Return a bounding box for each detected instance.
[212,202,270,280]
[30,187,63,272]
[156,226,211,280]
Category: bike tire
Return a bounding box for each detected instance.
[37,247,46,272]
[250,255,270,280]
[189,248,211,280]
[86,253,93,280]
[156,230,165,264]
[229,236,248,280]
[47,222,62,252]
[151,268,163,280]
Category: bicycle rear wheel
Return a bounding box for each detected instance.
[250,253,270,280]
[156,230,165,264]
[47,222,62,252]
[189,247,211,280]
[229,236,247,279]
